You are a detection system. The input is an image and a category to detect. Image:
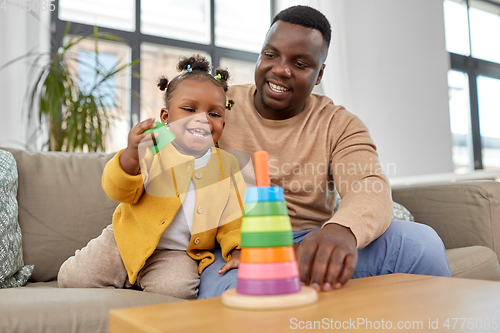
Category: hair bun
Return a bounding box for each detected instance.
[157,77,169,91]
[214,68,230,91]
[177,54,210,73]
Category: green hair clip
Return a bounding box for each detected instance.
[214,74,222,80]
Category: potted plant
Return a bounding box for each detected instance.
[1,22,139,152]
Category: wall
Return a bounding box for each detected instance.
[277,0,454,177]
[0,6,50,150]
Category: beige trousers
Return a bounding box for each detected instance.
[57,224,199,299]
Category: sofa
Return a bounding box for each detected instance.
[0,148,182,333]
[392,180,500,280]
[1,148,500,333]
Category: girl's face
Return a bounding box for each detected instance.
[160,79,226,157]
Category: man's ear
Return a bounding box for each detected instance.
[315,64,326,85]
[160,108,169,123]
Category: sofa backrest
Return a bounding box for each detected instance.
[1,148,118,282]
[392,180,500,258]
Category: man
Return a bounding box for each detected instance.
[198,5,450,298]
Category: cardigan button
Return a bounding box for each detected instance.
[197,206,203,214]
[194,238,200,245]
[195,172,202,179]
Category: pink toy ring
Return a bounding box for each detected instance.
[237,261,299,280]
[236,277,301,295]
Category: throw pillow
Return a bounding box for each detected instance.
[391,201,415,222]
[0,150,33,288]
[333,195,415,221]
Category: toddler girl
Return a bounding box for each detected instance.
[58,55,245,299]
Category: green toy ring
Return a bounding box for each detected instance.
[241,231,294,248]
[243,201,288,216]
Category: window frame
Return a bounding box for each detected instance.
[448,0,500,170]
[51,0,276,126]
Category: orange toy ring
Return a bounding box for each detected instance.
[240,246,296,263]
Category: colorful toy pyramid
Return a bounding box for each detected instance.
[221,151,317,310]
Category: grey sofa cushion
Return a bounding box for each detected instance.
[392,181,500,259]
[0,286,181,333]
[447,246,500,281]
[0,150,33,287]
[2,148,118,282]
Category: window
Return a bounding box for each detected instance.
[447,70,471,173]
[214,0,270,53]
[141,0,210,44]
[443,0,500,171]
[59,0,135,31]
[53,0,273,152]
[140,44,211,120]
[477,75,500,169]
[65,37,131,152]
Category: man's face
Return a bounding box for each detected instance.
[254,21,328,119]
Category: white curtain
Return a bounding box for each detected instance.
[0,6,50,150]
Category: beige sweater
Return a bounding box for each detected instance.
[219,84,392,249]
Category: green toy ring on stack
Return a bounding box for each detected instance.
[241,231,294,248]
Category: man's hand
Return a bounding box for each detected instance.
[218,249,240,274]
[295,223,358,292]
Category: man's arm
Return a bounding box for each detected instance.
[295,113,392,291]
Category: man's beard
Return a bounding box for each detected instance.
[259,93,291,113]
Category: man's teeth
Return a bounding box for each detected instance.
[189,129,208,137]
[269,82,290,93]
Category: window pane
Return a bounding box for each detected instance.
[66,38,131,153]
[443,0,470,56]
[219,58,255,85]
[140,44,210,121]
[477,76,500,170]
[78,51,117,108]
[448,70,472,173]
[59,0,135,31]
[469,6,500,63]
[141,0,210,44]
[215,0,270,53]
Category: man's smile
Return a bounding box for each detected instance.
[268,81,291,93]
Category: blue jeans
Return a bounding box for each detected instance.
[198,220,451,298]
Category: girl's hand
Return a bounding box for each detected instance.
[120,118,157,175]
[218,249,240,274]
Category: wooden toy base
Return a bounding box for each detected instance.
[221,286,317,310]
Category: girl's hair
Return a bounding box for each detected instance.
[157,54,235,110]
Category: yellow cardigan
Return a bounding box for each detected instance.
[102,145,245,284]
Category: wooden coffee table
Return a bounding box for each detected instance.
[109,274,500,332]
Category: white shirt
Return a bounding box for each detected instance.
[156,149,211,250]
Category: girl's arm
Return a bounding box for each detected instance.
[102,119,158,204]
[120,118,157,175]
[102,150,145,204]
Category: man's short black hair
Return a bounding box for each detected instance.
[272,5,331,47]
